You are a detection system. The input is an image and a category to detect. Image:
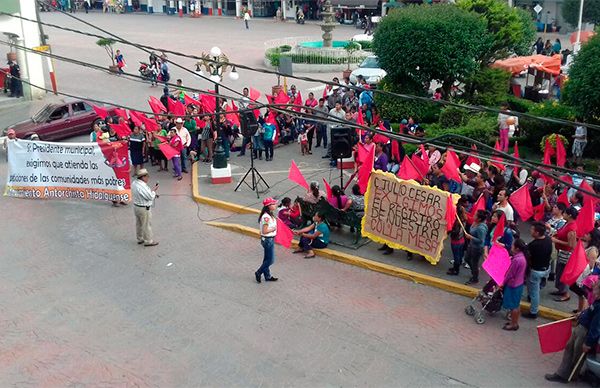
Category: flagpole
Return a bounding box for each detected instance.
[536,315,576,328]
[456,215,467,234]
[406,155,426,182]
[568,352,586,382]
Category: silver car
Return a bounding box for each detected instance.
[350,56,387,86]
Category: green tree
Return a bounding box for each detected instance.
[562,35,600,120]
[457,0,536,63]
[562,0,600,27]
[373,4,491,96]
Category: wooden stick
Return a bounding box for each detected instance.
[406,155,426,182]
[536,315,576,328]
[456,215,467,234]
[568,352,586,382]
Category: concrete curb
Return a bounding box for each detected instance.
[206,220,571,321]
[191,162,259,214]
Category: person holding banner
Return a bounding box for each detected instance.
[545,282,600,383]
[132,169,159,247]
[501,239,528,331]
[255,198,279,283]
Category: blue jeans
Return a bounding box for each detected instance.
[528,268,550,314]
[451,243,464,266]
[257,237,275,279]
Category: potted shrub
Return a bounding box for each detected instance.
[343,41,361,79]
[96,38,119,73]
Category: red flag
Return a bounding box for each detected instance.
[322,85,330,98]
[490,140,506,172]
[140,115,159,132]
[225,104,240,127]
[465,144,480,167]
[492,212,506,244]
[183,93,201,107]
[356,110,365,126]
[560,240,588,286]
[129,110,144,127]
[509,184,533,221]
[577,196,595,238]
[167,98,186,117]
[445,195,457,232]
[372,133,390,144]
[468,195,486,224]
[114,108,128,121]
[288,160,309,190]
[154,133,168,143]
[158,142,180,160]
[357,143,375,194]
[265,94,274,105]
[322,178,333,200]
[200,92,217,113]
[513,141,520,172]
[543,138,554,165]
[441,148,461,182]
[412,154,430,177]
[391,141,401,162]
[93,105,109,120]
[111,122,132,138]
[537,319,573,354]
[557,175,574,207]
[249,87,261,102]
[148,96,166,115]
[533,202,546,221]
[275,217,294,248]
[556,137,567,167]
[274,90,290,105]
[420,144,430,167]
[293,92,303,112]
[580,180,597,203]
[397,156,422,181]
[357,142,369,165]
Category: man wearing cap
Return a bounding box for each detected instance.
[3,128,17,161]
[131,169,159,247]
[173,118,191,173]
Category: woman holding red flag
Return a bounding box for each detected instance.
[551,207,579,302]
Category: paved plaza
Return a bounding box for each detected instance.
[0,11,578,386]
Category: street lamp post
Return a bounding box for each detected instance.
[574,0,585,54]
[196,46,239,169]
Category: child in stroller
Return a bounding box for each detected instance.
[465,279,504,324]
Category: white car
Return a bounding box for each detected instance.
[350,56,387,86]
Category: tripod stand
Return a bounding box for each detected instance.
[234,143,269,198]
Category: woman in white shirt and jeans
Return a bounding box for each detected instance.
[255,197,279,283]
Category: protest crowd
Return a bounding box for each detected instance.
[79,71,600,383]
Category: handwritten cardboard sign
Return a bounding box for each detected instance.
[362,171,455,264]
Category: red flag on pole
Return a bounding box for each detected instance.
[492,212,506,244]
[275,217,294,248]
[167,98,186,117]
[111,122,132,137]
[158,142,180,160]
[577,197,596,238]
[93,105,109,120]
[114,108,128,121]
[397,156,422,181]
[556,136,567,167]
[225,104,240,127]
[537,319,573,354]
[509,184,534,221]
[533,202,546,221]
[322,178,333,200]
[148,97,166,115]
[513,141,520,172]
[441,148,461,182]
[445,195,457,232]
[543,138,555,165]
[391,141,401,162]
[412,154,430,177]
[183,94,201,107]
[420,144,430,167]
[465,144,480,167]
[557,175,574,207]
[288,160,309,190]
[129,111,144,127]
[580,180,597,203]
[560,240,588,286]
[274,90,290,105]
[293,92,303,112]
[490,140,505,171]
[249,87,261,102]
[468,195,486,224]
[357,144,375,194]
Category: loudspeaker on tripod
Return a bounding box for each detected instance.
[331,127,356,159]
[239,110,259,138]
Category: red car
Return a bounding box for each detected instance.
[3,98,114,141]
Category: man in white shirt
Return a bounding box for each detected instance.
[323,102,346,162]
[493,189,515,223]
[173,117,190,173]
[132,169,159,247]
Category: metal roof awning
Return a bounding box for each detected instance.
[331,0,379,8]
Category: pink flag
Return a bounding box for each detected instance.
[556,136,567,167]
[288,160,309,190]
[93,105,109,120]
[445,195,456,232]
[322,178,333,200]
[509,184,533,221]
[275,217,294,248]
[537,319,573,354]
[513,141,520,172]
[490,140,506,172]
[249,87,261,102]
[158,142,180,160]
[357,143,375,194]
[441,148,461,182]
[482,244,511,285]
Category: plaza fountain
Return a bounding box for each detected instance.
[320,0,336,48]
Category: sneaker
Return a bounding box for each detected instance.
[465,278,479,285]
[449,259,455,265]
[544,374,567,383]
[464,263,470,269]
[522,312,538,319]
[144,241,159,247]
[254,271,261,283]
[265,277,278,282]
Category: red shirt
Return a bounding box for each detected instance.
[555,220,577,252]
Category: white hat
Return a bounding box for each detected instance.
[464,163,481,174]
[175,117,183,123]
[136,168,149,178]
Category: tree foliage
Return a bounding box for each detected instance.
[457,0,536,63]
[563,35,600,120]
[462,67,511,106]
[373,4,491,95]
[96,38,117,66]
[562,0,600,27]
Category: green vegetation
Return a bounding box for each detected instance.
[265,44,366,67]
[562,0,600,27]
[563,35,600,121]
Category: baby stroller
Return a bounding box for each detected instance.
[465,279,503,324]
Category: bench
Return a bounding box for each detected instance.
[296,197,363,244]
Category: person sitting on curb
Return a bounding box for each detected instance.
[293,212,330,259]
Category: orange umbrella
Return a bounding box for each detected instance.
[570,30,596,44]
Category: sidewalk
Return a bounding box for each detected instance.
[194,142,577,318]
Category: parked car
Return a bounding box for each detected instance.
[2,98,112,141]
[349,55,387,86]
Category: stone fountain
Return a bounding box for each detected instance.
[320,0,336,48]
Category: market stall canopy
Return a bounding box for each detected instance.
[491,54,562,76]
[331,0,379,8]
[570,30,596,44]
